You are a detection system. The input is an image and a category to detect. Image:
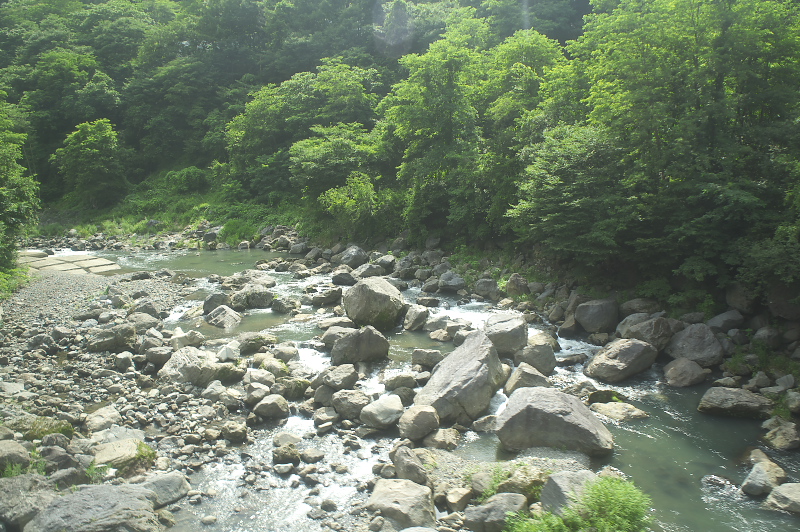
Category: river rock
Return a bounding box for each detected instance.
[540,470,597,516]
[485,314,527,356]
[93,438,145,471]
[623,317,684,351]
[398,405,440,441]
[127,312,160,333]
[236,331,278,356]
[414,331,505,425]
[205,304,242,329]
[0,473,57,530]
[320,364,359,390]
[393,446,429,485]
[203,292,230,314]
[422,428,461,451]
[742,460,787,496]
[589,402,649,421]
[334,245,369,268]
[697,387,773,419]
[665,323,724,367]
[574,299,619,333]
[0,440,30,470]
[320,326,355,349]
[366,479,435,529]
[403,305,429,331]
[342,278,405,331]
[438,271,467,292]
[584,338,657,383]
[663,358,708,387]
[87,323,136,353]
[331,389,370,420]
[158,346,236,387]
[25,484,162,532]
[764,483,800,514]
[169,328,205,350]
[253,394,290,419]
[504,363,551,395]
[85,404,123,433]
[463,493,528,532]
[706,310,745,333]
[230,283,274,310]
[330,326,390,365]
[474,278,501,301]
[311,286,342,306]
[514,340,557,376]
[496,387,614,456]
[764,419,800,451]
[360,394,404,429]
[411,349,444,368]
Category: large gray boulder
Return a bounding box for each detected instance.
[438,271,467,292]
[342,278,405,331]
[157,346,240,388]
[0,474,58,530]
[87,323,136,353]
[360,394,404,429]
[230,283,274,311]
[204,304,242,329]
[765,483,800,514]
[0,440,30,470]
[330,326,390,365]
[366,479,435,529]
[393,446,429,486]
[414,331,506,425]
[23,484,162,532]
[504,363,551,395]
[623,317,684,351]
[484,314,527,356]
[706,310,744,333]
[584,339,658,383]
[663,358,708,387]
[574,299,619,333]
[398,405,440,441]
[697,387,774,419]
[334,245,369,268]
[540,470,597,516]
[203,292,230,314]
[742,460,787,496]
[496,387,613,456]
[665,323,724,367]
[463,493,528,532]
[331,389,371,420]
[85,405,123,433]
[403,305,429,331]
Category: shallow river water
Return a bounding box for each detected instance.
[95,249,799,532]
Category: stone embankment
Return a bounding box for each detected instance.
[1,225,798,530]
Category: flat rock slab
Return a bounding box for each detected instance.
[17,253,121,275]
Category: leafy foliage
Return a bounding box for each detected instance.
[506,477,651,532]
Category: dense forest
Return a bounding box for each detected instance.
[1,0,799,302]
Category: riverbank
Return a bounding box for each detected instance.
[1,228,799,531]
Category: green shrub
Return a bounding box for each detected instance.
[505,477,651,532]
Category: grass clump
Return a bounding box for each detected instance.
[505,477,651,532]
[0,267,30,300]
[2,449,47,478]
[479,466,513,502]
[85,460,110,483]
[22,417,74,441]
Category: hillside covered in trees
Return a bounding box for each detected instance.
[1,0,799,301]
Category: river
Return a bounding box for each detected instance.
[94,248,799,532]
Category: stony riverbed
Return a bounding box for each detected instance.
[2,226,800,532]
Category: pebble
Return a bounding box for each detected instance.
[200,515,218,525]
